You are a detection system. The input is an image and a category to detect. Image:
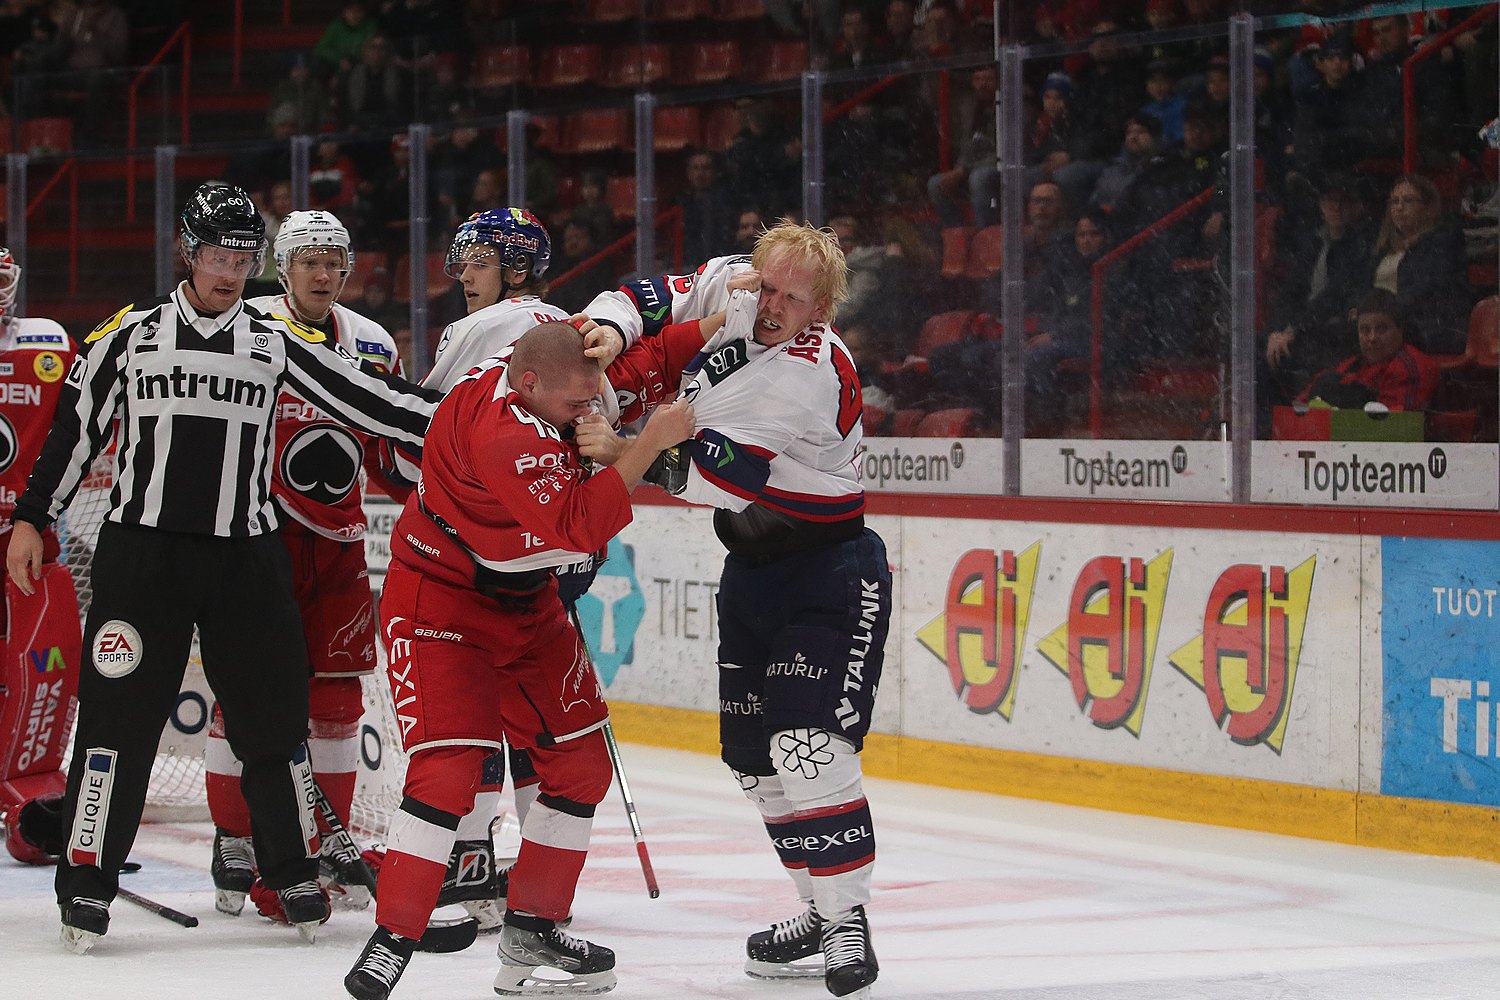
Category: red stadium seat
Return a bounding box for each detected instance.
[677,41,741,86]
[754,40,808,83]
[473,46,528,90]
[607,175,637,221]
[557,109,631,155]
[963,226,1002,281]
[653,105,701,152]
[23,117,73,155]
[916,408,978,437]
[702,102,740,152]
[715,0,765,19]
[391,253,451,302]
[940,227,973,281]
[892,408,925,435]
[602,43,673,88]
[916,311,977,357]
[1427,409,1478,443]
[579,0,638,22]
[861,403,891,435]
[652,0,712,20]
[342,250,388,303]
[533,45,603,88]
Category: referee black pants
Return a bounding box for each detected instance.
[55,522,317,906]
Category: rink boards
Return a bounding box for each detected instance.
[359,493,1500,864]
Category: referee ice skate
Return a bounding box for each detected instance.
[4,181,440,954]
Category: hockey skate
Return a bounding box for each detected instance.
[211,829,257,915]
[494,913,616,996]
[744,904,825,979]
[318,839,372,911]
[821,906,878,998]
[278,880,332,943]
[344,926,417,1000]
[59,896,110,955]
[436,837,504,932]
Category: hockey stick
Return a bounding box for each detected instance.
[568,605,660,899]
[309,779,479,954]
[117,887,198,928]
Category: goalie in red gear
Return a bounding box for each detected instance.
[0,249,84,864]
[201,211,410,916]
[342,322,694,1000]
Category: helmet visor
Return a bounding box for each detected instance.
[189,243,263,280]
[444,236,502,279]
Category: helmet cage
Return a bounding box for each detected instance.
[0,249,20,318]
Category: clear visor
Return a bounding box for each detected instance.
[188,242,264,280]
[444,237,501,279]
[286,247,352,277]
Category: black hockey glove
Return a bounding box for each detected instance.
[642,445,689,495]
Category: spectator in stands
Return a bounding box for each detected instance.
[315,1,378,82]
[1292,31,1376,175]
[885,0,918,63]
[1254,45,1296,192]
[676,150,737,265]
[547,221,615,314]
[1369,173,1471,355]
[570,170,618,245]
[354,264,409,339]
[1362,14,1463,164]
[432,120,500,226]
[268,53,331,134]
[1027,208,1112,429]
[724,97,801,222]
[59,0,127,147]
[1196,53,1231,125]
[1026,73,1082,194]
[469,167,503,216]
[733,208,764,254]
[830,6,889,71]
[764,0,839,46]
[342,34,412,131]
[381,0,462,73]
[1298,287,1439,411]
[1025,181,1071,268]
[1261,170,1376,415]
[362,134,415,260]
[915,0,962,58]
[421,51,469,122]
[927,64,998,227]
[11,13,65,118]
[1141,60,1185,146]
[309,137,359,212]
[1066,19,1148,194]
[1092,113,1161,213]
[248,181,295,295]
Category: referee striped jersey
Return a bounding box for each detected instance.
[15,283,440,537]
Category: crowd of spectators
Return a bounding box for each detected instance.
[2,0,1497,439]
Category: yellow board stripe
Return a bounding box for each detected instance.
[606,700,1500,865]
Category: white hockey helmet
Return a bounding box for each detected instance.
[273,210,353,278]
[0,248,19,319]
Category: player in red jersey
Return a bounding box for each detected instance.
[343,322,693,1000]
[0,248,85,865]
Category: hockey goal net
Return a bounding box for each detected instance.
[59,451,407,842]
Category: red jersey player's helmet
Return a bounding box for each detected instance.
[0,248,20,319]
[443,208,551,281]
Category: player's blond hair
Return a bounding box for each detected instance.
[751,218,850,324]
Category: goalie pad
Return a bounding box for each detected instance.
[0,564,82,814]
[4,789,64,864]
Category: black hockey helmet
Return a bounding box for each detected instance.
[180,181,267,277]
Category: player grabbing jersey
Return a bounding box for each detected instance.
[343,322,694,1000]
[589,221,887,999]
[0,249,84,865]
[195,210,408,919]
[399,208,625,935]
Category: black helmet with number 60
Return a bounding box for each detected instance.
[179,181,267,277]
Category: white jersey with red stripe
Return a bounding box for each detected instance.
[0,317,74,533]
[589,257,866,522]
[248,295,405,542]
[423,295,572,393]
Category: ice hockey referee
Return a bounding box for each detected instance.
[4,181,440,954]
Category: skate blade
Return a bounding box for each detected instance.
[295,920,319,944]
[60,925,101,955]
[493,965,617,996]
[215,888,246,916]
[461,898,505,932]
[745,958,824,979]
[328,883,372,911]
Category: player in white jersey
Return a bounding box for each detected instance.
[585,221,887,1000]
[402,208,623,936]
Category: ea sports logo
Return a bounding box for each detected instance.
[92,620,143,678]
[0,413,16,473]
[281,424,362,505]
